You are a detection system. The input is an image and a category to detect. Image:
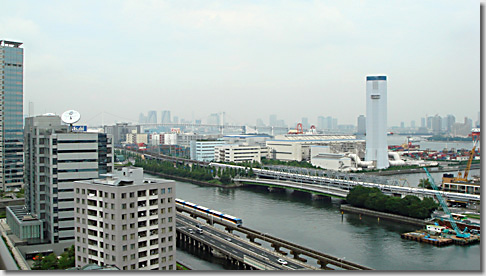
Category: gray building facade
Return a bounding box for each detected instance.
[23,114,113,244]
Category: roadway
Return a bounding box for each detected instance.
[176,214,316,270]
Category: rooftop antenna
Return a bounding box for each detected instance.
[61,110,81,132]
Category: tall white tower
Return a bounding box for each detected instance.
[365,75,389,169]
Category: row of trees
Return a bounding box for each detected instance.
[346,185,439,219]
[134,157,256,185]
[32,245,75,270]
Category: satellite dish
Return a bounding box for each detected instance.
[61,110,81,125]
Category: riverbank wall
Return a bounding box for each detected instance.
[340,204,427,227]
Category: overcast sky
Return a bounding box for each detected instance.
[1,0,480,127]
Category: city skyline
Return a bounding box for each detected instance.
[1,0,480,127]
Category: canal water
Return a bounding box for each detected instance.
[150,173,480,271]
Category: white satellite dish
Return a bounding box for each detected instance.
[61,110,81,125]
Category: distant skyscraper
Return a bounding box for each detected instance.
[326,116,333,129]
[357,115,366,135]
[147,110,157,124]
[269,114,277,126]
[332,118,338,129]
[421,117,426,128]
[411,120,416,129]
[161,110,171,124]
[476,111,480,128]
[256,118,265,127]
[432,115,442,135]
[317,116,325,130]
[139,113,147,124]
[208,113,220,125]
[173,116,179,124]
[301,117,309,129]
[0,40,24,191]
[365,75,389,169]
[400,122,405,128]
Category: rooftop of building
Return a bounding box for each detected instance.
[269,134,360,142]
[78,167,173,187]
[0,40,23,47]
[6,205,41,223]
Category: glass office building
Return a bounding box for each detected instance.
[0,40,24,191]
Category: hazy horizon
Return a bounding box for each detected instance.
[1,0,480,127]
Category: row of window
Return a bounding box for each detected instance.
[80,197,173,208]
[77,187,173,198]
[77,254,174,269]
[77,235,173,248]
[76,207,174,218]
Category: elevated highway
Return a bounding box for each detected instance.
[177,208,372,270]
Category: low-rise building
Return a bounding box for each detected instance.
[214,145,270,163]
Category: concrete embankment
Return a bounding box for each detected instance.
[340,204,427,227]
[143,170,241,188]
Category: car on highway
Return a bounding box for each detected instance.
[225,237,232,242]
[278,259,288,265]
[188,228,194,234]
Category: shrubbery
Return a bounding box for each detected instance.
[346,185,439,219]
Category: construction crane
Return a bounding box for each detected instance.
[455,128,480,182]
[424,167,470,239]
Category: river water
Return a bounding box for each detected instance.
[150,174,480,271]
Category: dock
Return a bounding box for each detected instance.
[401,230,480,246]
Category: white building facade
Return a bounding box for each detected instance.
[365,75,389,169]
[214,145,270,163]
[190,140,226,162]
[74,167,176,270]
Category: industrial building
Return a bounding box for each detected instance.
[0,40,25,191]
[365,75,389,169]
[74,167,176,270]
[266,134,364,162]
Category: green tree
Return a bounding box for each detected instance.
[220,173,232,184]
[418,178,432,189]
[58,245,75,269]
[40,253,59,270]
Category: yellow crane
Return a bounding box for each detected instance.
[455,129,480,182]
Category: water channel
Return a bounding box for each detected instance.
[149,173,480,271]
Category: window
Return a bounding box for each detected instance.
[123,256,127,262]
[168,188,172,194]
[161,218,165,224]
[131,233,135,240]
[122,224,127,230]
[123,245,127,251]
[131,254,136,260]
[130,223,135,229]
[122,203,126,209]
[160,188,165,194]
[168,217,172,223]
[121,193,126,199]
[160,198,165,204]
[122,235,127,241]
[122,214,127,220]
[129,192,134,198]
[111,193,115,199]
[130,244,135,250]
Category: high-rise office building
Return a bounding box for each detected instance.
[269,114,277,126]
[139,113,147,124]
[301,117,309,130]
[357,115,366,135]
[161,110,171,124]
[365,75,389,169]
[21,114,113,244]
[74,167,176,270]
[147,111,157,124]
[0,40,24,191]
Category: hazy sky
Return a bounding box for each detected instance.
[1,0,480,127]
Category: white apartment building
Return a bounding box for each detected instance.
[126,132,149,145]
[74,167,176,270]
[214,144,270,163]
